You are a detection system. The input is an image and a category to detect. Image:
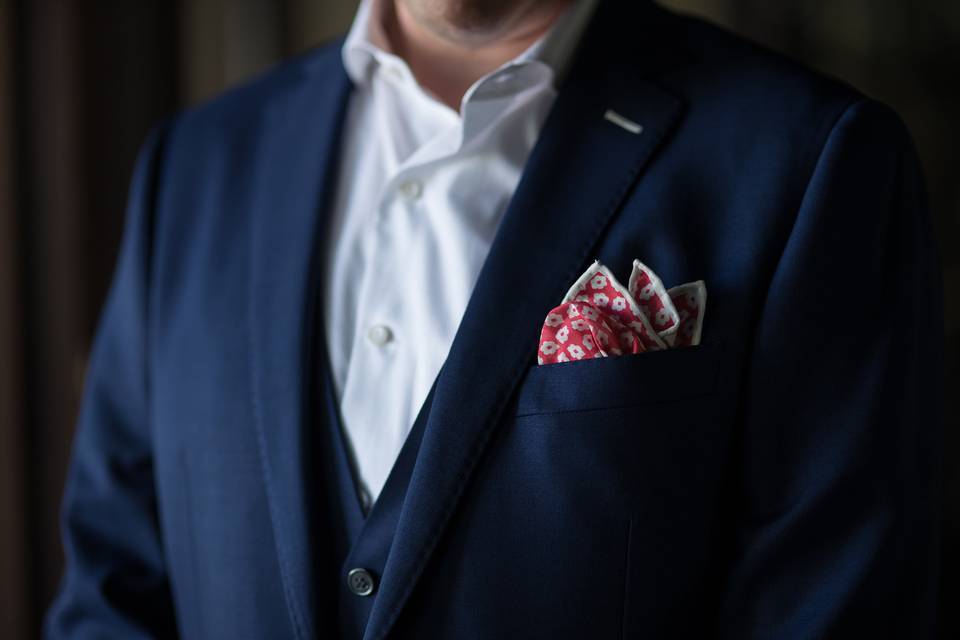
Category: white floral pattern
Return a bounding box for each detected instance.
[538,261,706,365]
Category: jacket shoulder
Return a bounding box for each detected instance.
[168,36,346,148]
[650,5,865,126]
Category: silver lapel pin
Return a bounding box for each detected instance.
[603,109,643,135]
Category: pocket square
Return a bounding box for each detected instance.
[538,260,706,365]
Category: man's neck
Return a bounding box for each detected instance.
[386,0,571,110]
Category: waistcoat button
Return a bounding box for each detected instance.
[347,568,376,597]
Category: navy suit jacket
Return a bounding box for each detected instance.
[47,2,943,638]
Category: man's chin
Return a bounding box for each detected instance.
[400,0,540,46]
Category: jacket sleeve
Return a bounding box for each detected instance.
[718,99,943,638]
[44,122,179,639]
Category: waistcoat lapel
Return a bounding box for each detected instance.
[247,43,353,640]
[361,4,689,639]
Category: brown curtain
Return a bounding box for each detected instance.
[1,1,26,637]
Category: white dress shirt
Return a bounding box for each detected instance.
[323,0,598,505]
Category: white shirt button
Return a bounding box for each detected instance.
[367,324,393,346]
[398,180,423,200]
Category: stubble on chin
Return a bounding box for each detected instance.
[400,0,538,43]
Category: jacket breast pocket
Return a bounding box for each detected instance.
[467,343,731,634]
[514,341,724,417]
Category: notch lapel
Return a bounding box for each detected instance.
[247,45,353,640]
[363,4,688,639]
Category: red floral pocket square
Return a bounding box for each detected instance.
[538,260,706,365]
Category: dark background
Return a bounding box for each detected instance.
[1,1,957,638]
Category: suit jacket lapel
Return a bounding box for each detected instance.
[247,44,353,640]
[363,4,687,638]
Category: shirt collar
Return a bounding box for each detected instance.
[341,0,599,92]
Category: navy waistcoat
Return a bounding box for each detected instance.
[315,328,439,639]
